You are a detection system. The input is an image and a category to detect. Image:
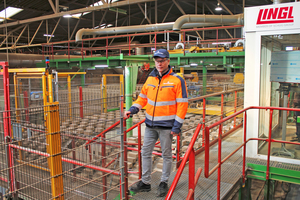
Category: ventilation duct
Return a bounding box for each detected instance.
[75,22,215,42]
[173,14,244,31]
[76,14,244,42]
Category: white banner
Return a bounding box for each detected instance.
[245,2,300,32]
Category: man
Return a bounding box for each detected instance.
[124,49,188,197]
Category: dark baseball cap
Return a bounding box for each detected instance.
[153,49,169,58]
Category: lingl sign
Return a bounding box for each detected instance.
[245,2,299,32]
[256,6,294,25]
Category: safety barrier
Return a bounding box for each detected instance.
[204,106,300,200]
[166,123,203,200]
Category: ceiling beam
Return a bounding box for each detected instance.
[0,0,157,29]
[137,3,151,24]
[12,25,29,48]
[0,25,26,47]
[162,3,174,23]
[48,17,61,43]
[29,20,44,45]
[172,0,186,15]
[217,0,233,15]
[56,0,60,13]
[48,0,57,13]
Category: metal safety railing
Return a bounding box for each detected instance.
[166,123,204,200]
[204,106,300,200]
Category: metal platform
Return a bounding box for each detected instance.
[132,130,245,200]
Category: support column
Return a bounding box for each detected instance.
[46,73,64,199]
[46,103,64,200]
[202,65,207,95]
[125,65,133,136]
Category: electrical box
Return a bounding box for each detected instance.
[30,91,43,101]
[270,51,300,83]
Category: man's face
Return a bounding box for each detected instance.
[154,57,170,74]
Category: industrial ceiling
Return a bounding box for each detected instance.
[0,0,289,53]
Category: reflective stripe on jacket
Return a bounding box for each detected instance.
[129,66,188,133]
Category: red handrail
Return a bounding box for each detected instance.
[204,106,300,200]
[166,123,203,200]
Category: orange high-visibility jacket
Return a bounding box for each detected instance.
[129,66,188,133]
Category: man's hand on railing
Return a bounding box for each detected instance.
[124,111,132,119]
[171,131,179,136]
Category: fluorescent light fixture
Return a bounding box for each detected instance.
[95,65,108,68]
[215,3,222,11]
[92,0,119,7]
[43,34,55,37]
[190,63,198,67]
[63,14,72,18]
[72,12,89,18]
[100,23,106,27]
[286,46,293,51]
[107,24,113,27]
[0,7,23,22]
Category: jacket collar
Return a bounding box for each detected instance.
[149,66,172,78]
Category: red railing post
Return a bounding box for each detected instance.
[216,29,219,54]
[123,120,128,200]
[217,124,222,200]
[183,31,186,56]
[242,111,247,184]
[138,124,142,179]
[189,148,195,200]
[202,98,206,147]
[176,135,180,169]
[234,90,237,127]
[221,93,224,121]
[2,63,16,197]
[52,43,54,60]
[106,38,108,58]
[129,36,131,56]
[79,86,83,118]
[266,109,273,181]
[102,133,107,199]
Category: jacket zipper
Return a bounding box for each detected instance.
[151,77,162,127]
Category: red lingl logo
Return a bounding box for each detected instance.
[256,6,294,24]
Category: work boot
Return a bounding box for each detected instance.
[157,182,168,197]
[130,180,151,193]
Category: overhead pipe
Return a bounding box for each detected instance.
[75,22,215,42]
[0,53,81,68]
[76,14,244,42]
[173,14,244,31]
